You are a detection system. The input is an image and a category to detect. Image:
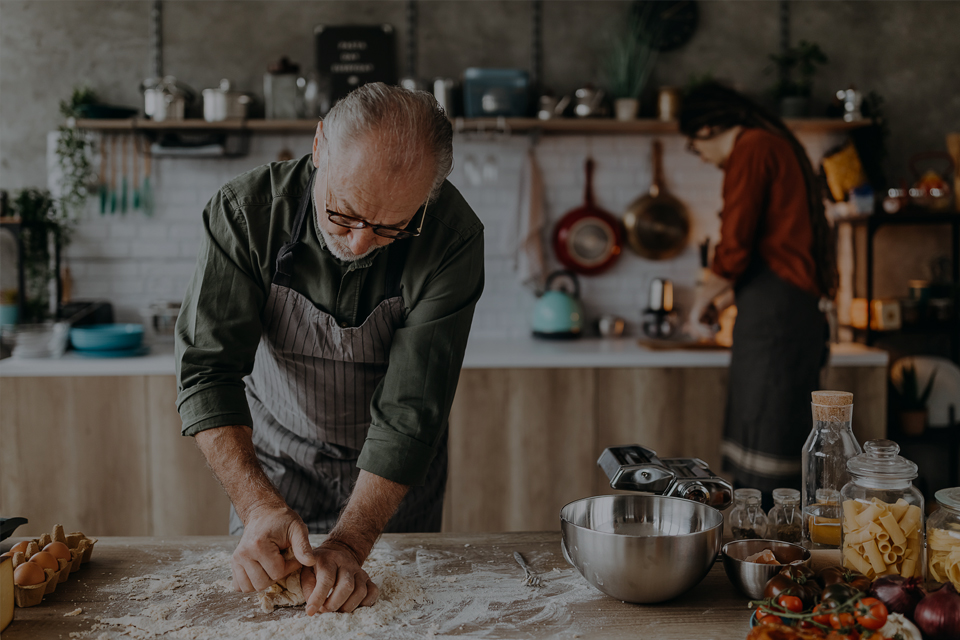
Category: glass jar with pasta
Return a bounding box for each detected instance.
[839,440,924,580]
[927,486,960,590]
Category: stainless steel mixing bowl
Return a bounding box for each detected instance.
[721,539,810,599]
[560,494,723,603]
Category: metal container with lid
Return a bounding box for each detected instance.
[927,487,960,590]
[802,390,862,549]
[202,79,251,122]
[840,440,924,580]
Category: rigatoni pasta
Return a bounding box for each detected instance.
[842,497,923,579]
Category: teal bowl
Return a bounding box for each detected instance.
[70,324,144,351]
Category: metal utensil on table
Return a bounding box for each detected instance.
[513,551,542,588]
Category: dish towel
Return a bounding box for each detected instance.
[516,144,547,292]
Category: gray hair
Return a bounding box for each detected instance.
[322,83,453,203]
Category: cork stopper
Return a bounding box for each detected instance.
[812,390,854,422]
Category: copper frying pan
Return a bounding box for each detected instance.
[622,140,690,260]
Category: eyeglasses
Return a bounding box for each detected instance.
[685,138,702,156]
[322,153,426,240]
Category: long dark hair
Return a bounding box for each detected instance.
[679,82,837,299]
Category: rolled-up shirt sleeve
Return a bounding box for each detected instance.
[175,187,266,436]
[359,227,484,486]
[712,143,771,282]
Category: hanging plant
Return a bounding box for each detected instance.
[11,189,74,322]
[55,85,99,218]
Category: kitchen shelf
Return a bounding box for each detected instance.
[73,117,872,135]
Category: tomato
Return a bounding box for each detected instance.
[777,594,804,613]
[763,564,824,609]
[819,567,871,593]
[757,614,783,626]
[821,583,860,609]
[826,631,860,640]
[812,603,832,626]
[854,597,888,631]
[830,611,856,630]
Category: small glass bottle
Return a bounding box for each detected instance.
[730,488,769,540]
[926,487,960,590]
[802,391,862,549]
[769,488,802,544]
[840,440,924,580]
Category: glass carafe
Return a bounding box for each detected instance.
[730,488,768,540]
[802,391,862,548]
[769,488,802,543]
[840,440,924,580]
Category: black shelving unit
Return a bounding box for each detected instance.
[861,208,960,365]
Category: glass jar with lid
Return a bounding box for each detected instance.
[803,391,862,549]
[729,488,769,540]
[927,487,960,590]
[840,440,924,580]
[769,488,802,543]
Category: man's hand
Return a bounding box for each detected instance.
[300,540,380,614]
[231,503,315,593]
[699,301,720,328]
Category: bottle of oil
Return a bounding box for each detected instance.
[802,391,861,548]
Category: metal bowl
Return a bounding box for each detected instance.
[560,494,723,603]
[721,539,811,599]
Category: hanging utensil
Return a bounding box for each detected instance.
[120,134,129,214]
[99,134,109,215]
[141,146,153,216]
[109,134,117,214]
[132,135,141,211]
[622,140,690,260]
[552,158,622,276]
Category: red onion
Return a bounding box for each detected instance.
[869,575,926,617]
[914,583,960,640]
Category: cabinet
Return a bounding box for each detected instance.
[1,366,886,537]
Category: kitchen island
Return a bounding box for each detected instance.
[3,532,795,640]
[0,339,887,537]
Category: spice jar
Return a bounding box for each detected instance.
[802,391,862,549]
[927,487,960,590]
[729,488,768,540]
[769,488,802,544]
[840,440,924,580]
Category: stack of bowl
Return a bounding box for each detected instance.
[69,324,147,358]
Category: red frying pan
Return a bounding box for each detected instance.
[552,158,623,276]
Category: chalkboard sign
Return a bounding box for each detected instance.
[315,24,398,105]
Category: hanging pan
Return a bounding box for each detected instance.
[552,158,623,276]
[623,140,690,260]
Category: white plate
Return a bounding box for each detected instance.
[891,356,960,427]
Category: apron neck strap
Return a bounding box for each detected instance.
[274,168,317,287]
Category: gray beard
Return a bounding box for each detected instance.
[317,220,378,262]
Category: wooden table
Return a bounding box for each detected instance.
[2,532,789,639]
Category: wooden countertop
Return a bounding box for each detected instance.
[3,532,777,640]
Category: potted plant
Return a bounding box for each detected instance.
[896,363,937,437]
[768,40,828,118]
[604,7,658,121]
[54,85,99,218]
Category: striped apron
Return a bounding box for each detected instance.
[229,169,448,535]
[721,265,827,505]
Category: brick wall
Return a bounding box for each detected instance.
[55,131,845,337]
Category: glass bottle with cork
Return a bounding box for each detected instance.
[840,440,924,580]
[729,488,769,540]
[802,391,862,549]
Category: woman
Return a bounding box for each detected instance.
[680,83,837,505]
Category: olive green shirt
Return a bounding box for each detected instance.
[175,155,484,486]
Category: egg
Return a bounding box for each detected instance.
[14,561,46,586]
[8,541,29,554]
[43,541,71,562]
[29,551,58,572]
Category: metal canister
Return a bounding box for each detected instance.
[657,87,681,122]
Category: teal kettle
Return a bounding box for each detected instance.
[532,270,584,339]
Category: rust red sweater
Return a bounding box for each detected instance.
[712,128,821,298]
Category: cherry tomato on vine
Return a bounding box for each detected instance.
[812,603,832,626]
[830,611,857,630]
[854,597,888,631]
[777,594,804,613]
[826,631,860,640]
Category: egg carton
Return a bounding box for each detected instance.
[9,524,97,607]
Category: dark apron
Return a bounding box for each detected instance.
[230,169,448,535]
[721,265,827,499]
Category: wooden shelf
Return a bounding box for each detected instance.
[74,117,873,135]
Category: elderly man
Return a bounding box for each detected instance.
[175,83,484,616]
